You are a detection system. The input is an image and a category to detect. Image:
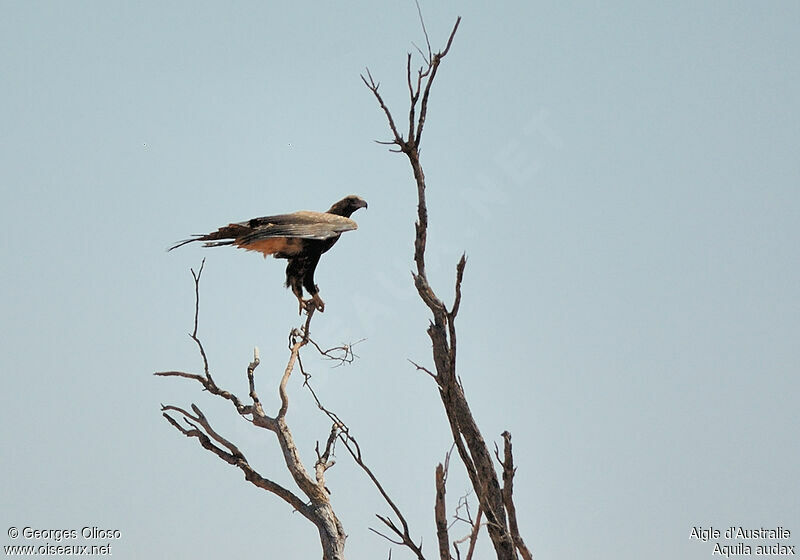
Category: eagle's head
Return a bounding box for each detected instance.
[328,195,368,217]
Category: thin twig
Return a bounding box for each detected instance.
[416,17,461,146]
[369,526,404,546]
[408,358,437,379]
[414,0,433,63]
[464,507,483,560]
[160,405,313,520]
[189,259,211,381]
[361,70,404,146]
[307,337,365,367]
[302,369,426,560]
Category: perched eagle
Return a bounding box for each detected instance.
[170,195,367,313]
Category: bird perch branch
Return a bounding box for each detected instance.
[157,263,346,560]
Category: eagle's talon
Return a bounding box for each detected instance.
[297,296,324,315]
[310,293,325,313]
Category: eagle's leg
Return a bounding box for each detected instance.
[285,261,308,315]
[302,256,325,313]
[293,290,306,315]
[286,254,325,314]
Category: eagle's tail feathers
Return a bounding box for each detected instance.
[202,240,236,248]
[167,237,202,252]
[168,223,250,252]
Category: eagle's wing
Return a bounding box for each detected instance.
[240,211,357,243]
[168,211,358,254]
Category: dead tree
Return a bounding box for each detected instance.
[157,262,424,560]
[157,12,531,560]
[156,262,348,560]
[156,263,436,560]
[362,15,533,560]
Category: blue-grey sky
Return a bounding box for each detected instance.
[2,2,798,559]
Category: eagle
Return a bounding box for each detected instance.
[169,195,367,313]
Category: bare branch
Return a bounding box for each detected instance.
[162,408,238,467]
[464,507,483,560]
[416,17,461,147]
[446,254,467,383]
[450,254,467,319]
[160,405,313,521]
[435,463,451,560]
[408,358,437,379]
[376,514,404,540]
[414,0,433,64]
[246,346,265,417]
[301,372,349,432]
[306,337,364,367]
[160,263,348,559]
[155,365,253,420]
[199,404,247,457]
[440,15,461,58]
[370,525,405,546]
[451,492,474,527]
[362,69,404,146]
[451,492,483,560]
[155,263,254,419]
[339,430,426,560]
[154,370,205,383]
[407,53,418,141]
[303,369,426,560]
[411,42,428,65]
[315,423,339,489]
[278,337,303,419]
[317,424,339,466]
[364,13,526,560]
[500,431,533,560]
[189,259,212,382]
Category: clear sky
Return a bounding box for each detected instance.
[1,2,798,559]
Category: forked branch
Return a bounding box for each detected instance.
[301,368,427,560]
[157,264,345,560]
[363,12,528,560]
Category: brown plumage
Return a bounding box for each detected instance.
[169,195,367,313]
